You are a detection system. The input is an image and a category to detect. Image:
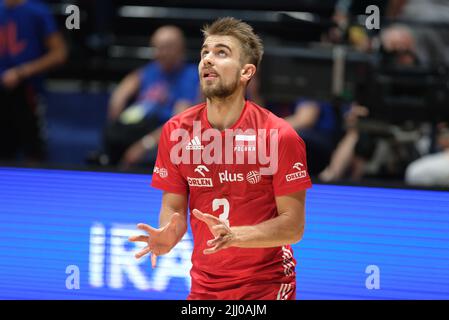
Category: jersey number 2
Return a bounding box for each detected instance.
[212,198,230,227]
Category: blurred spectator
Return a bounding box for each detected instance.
[0,0,67,164]
[324,0,388,52]
[405,123,449,187]
[387,0,449,66]
[285,98,346,175]
[318,103,370,181]
[319,24,422,182]
[94,25,200,168]
[379,24,420,67]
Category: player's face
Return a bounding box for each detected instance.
[199,35,244,99]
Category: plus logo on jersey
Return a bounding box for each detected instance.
[187,165,213,187]
[219,170,243,183]
[285,162,307,182]
[218,170,261,184]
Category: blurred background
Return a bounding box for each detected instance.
[1,0,449,300]
[1,0,449,188]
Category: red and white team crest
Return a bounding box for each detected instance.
[153,166,168,178]
[158,168,168,178]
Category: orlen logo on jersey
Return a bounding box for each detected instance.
[219,170,243,184]
[187,177,213,187]
[187,165,213,187]
[285,162,307,182]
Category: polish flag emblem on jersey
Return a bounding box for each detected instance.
[234,134,256,152]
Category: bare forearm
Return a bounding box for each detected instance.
[159,195,188,247]
[18,33,67,79]
[143,127,163,145]
[139,128,162,153]
[231,213,304,248]
[289,103,320,131]
[111,86,134,108]
[109,71,141,115]
[19,50,66,79]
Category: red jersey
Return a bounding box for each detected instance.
[151,100,312,300]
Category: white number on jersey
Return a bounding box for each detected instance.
[212,198,230,227]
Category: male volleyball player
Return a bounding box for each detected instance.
[129,17,312,300]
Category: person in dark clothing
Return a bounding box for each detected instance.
[0,0,67,163]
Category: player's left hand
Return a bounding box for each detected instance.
[192,209,235,255]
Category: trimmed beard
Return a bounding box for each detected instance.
[201,71,240,99]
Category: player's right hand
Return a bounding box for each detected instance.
[128,212,182,268]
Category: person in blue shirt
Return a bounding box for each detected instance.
[0,0,67,162]
[285,98,347,175]
[101,25,200,167]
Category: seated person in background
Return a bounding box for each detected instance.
[318,103,370,182]
[319,24,422,183]
[379,24,420,67]
[98,25,200,168]
[324,0,388,53]
[0,0,67,164]
[387,0,449,66]
[405,123,449,187]
[285,98,345,176]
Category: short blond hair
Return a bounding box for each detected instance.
[202,17,264,68]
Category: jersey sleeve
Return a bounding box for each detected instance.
[151,122,188,194]
[272,126,312,197]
